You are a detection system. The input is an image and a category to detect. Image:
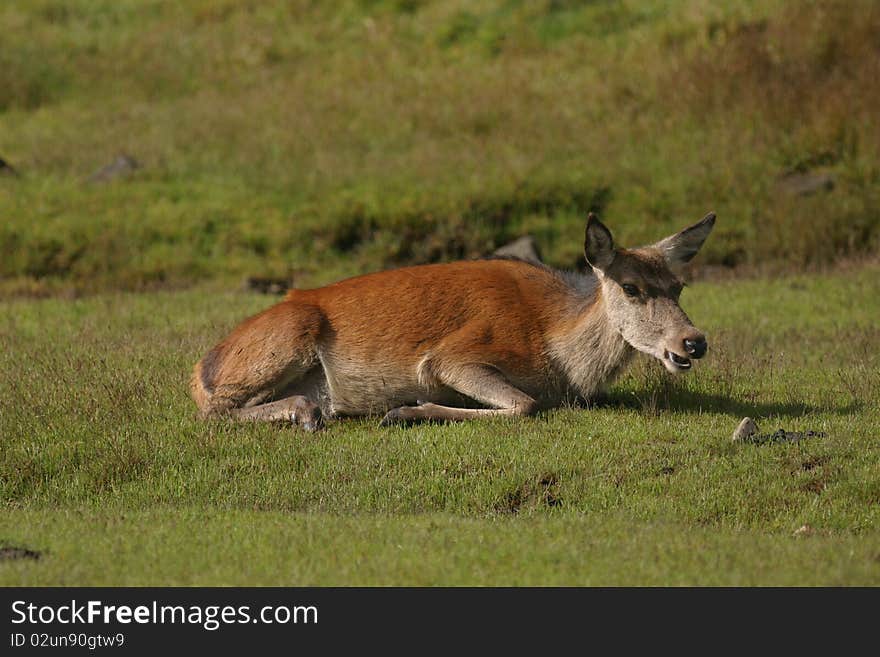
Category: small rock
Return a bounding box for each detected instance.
[766,428,826,444]
[243,276,291,295]
[0,156,19,177]
[734,419,827,445]
[88,154,140,184]
[777,172,834,197]
[792,524,814,537]
[732,417,759,442]
[493,236,543,264]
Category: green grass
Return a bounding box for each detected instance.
[2,510,877,586]
[2,265,878,585]
[2,0,880,295]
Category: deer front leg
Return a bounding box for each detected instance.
[380,364,537,427]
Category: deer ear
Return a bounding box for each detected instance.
[654,212,716,268]
[584,213,615,271]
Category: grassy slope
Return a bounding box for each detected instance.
[1,265,878,585]
[1,0,880,294]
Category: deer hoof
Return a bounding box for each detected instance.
[291,408,324,433]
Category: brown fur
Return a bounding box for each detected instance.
[190,213,715,429]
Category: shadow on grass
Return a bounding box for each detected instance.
[590,389,862,419]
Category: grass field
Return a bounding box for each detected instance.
[1,0,878,586]
[2,265,878,585]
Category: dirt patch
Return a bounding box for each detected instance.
[496,473,562,513]
[0,545,42,561]
[800,477,828,495]
[800,456,829,472]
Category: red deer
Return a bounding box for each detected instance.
[191,212,716,430]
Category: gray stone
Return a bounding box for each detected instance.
[777,171,834,197]
[492,235,543,264]
[88,154,140,184]
[732,416,759,442]
[243,276,291,295]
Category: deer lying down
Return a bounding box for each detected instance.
[191,212,716,431]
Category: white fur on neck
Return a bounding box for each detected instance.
[547,290,634,398]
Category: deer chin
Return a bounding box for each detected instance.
[662,349,692,373]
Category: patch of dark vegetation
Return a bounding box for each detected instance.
[789,456,833,496]
[437,10,480,48]
[496,473,562,514]
[1,235,89,281]
[659,465,675,476]
[222,462,264,478]
[0,545,42,561]
[313,183,611,267]
[356,0,427,15]
[693,513,724,527]
[437,0,653,52]
[741,428,827,446]
[89,448,150,494]
[0,48,70,111]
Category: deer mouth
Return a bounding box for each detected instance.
[664,350,692,371]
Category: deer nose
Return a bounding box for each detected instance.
[683,336,707,359]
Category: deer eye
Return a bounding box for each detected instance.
[622,284,641,297]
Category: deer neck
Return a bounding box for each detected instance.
[549,290,634,398]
